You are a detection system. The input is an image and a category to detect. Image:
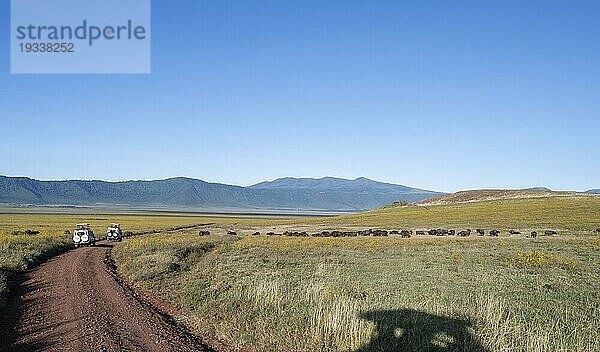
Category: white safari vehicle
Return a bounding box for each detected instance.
[73,223,96,247]
[106,223,123,242]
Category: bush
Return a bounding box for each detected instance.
[11,229,41,236]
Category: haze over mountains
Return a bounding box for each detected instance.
[0,175,443,212]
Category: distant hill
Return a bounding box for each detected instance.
[523,187,552,191]
[0,176,442,211]
[251,176,422,193]
[585,189,600,194]
[413,189,584,206]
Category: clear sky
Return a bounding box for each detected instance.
[1,0,599,193]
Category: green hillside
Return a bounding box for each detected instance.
[0,175,441,211]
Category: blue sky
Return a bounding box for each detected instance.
[1,0,599,192]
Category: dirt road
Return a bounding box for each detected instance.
[0,242,213,352]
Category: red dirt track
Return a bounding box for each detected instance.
[0,241,213,352]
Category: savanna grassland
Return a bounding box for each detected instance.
[112,196,600,352]
[1,195,599,351]
[0,207,289,308]
[309,195,600,231]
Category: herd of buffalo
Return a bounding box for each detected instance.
[199,228,561,238]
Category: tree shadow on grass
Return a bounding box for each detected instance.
[355,309,490,352]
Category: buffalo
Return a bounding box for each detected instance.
[544,230,557,236]
[371,230,388,237]
[489,229,500,237]
[457,229,471,237]
[476,229,485,236]
[198,230,210,236]
[530,231,537,238]
[227,231,237,236]
[448,230,455,236]
[427,229,450,236]
[251,231,260,236]
[400,230,412,238]
[312,230,356,237]
[285,231,308,237]
[508,230,521,235]
[415,230,426,236]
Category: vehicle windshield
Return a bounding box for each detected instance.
[76,231,85,236]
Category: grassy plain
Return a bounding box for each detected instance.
[112,196,600,352]
[308,196,600,231]
[114,233,600,352]
[2,196,600,351]
[0,207,288,307]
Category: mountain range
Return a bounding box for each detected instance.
[0,175,443,211]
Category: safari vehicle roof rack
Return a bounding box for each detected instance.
[76,223,90,229]
[110,223,121,227]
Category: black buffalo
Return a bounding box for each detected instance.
[457,229,471,237]
[400,230,412,238]
[371,230,388,237]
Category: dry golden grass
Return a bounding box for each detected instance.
[116,234,600,352]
